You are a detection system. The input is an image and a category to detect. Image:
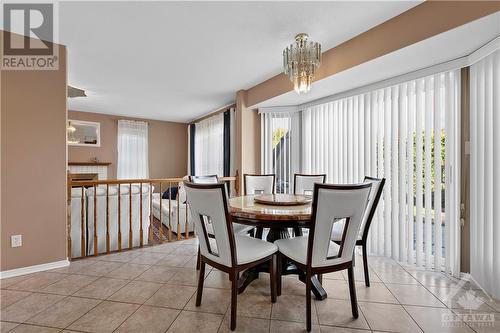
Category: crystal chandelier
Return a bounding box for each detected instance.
[283,33,321,94]
[67,121,80,144]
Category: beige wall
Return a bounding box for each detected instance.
[460,68,471,273]
[1,31,68,271]
[246,1,500,107]
[68,111,188,179]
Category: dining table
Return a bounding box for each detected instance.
[228,194,328,301]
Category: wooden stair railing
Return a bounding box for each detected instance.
[67,175,235,259]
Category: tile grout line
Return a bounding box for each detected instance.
[397,257,486,333]
[378,260,428,333]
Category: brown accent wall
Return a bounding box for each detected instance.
[1,31,68,271]
[68,111,188,179]
[246,1,500,107]
[235,90,260,193]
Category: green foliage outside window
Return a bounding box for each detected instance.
[272,128,287,148]
[412,130,446,193]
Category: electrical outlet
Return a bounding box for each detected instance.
[11,235,22,247]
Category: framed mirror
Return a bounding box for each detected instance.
[67,120,101,147]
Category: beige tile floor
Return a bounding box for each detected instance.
[1,239,498,333]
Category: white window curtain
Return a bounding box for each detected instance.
[261,111,300,193]
[194,113,224,176]
[117,120,149,179]
[300,70,461,275]
[470,49,500,298]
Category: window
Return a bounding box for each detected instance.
[117,120,149,179]
[194,113,224,177]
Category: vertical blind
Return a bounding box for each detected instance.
[261,112,299,193]
[117,120,149,179]
[301,71,461,274]
[194,113,224,177]
[470,49,500,298]
[262,70,461,274]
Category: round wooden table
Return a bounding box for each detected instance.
[229,195,328,300]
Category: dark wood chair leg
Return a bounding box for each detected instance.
[196,261,206,306]
[306,272,312,332]
[347,266,359,318]
[230,270,238,331]
[196,246,201,271]
[362,245,370,287]
[270,254,277,303]
[317,274,323,284]
[292,227,303,236]
[248,228,255,237]
[255,227,263,239]
[276,254,282,296]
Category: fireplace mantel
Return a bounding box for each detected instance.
[68,162,110,180]
[68,162,112,166]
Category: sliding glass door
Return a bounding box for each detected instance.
[261,70,461,275]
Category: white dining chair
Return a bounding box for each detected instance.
[243,174,275,195]
[292,174,326,236]
[184,181,278,331]
[189,175,254,270]
[274,183,372,332]
[244,174,275,239]
[189,175,219,184]
[330,176,385,286]
[294,174,326,196]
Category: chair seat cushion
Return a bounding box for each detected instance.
[206,223,253,236]
[235,235,277,265]
[330,220,344,242]
[275,236,341,267]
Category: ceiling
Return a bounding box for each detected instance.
[257,11,500,108]
[60,1,420,123]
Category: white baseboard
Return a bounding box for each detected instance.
[0,259,70,279]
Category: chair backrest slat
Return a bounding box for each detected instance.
[184,182,236,268]
[308,183,372,268]
[244,174,275,195]
[360,176,385,241]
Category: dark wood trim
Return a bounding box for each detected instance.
[198,214,218,256]
[243,174,276,195]
[328,217,350,260]
[230,216,310,229]
[360,176,386,242]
